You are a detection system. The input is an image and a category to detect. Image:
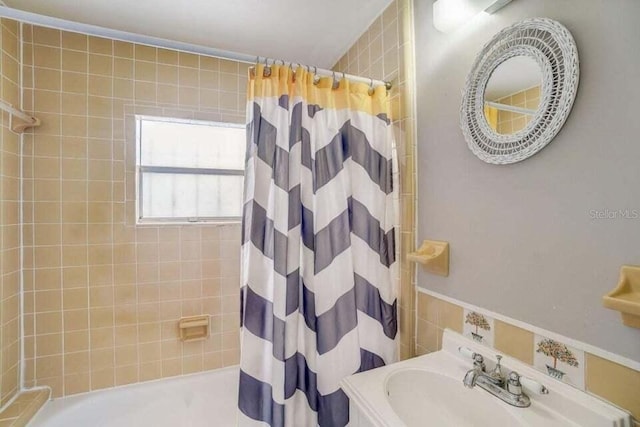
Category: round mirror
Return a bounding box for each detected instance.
[483,56,542,135]
[460,18,580,165]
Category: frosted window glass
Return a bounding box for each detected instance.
[142,173,243,218]
[137,117,245,221]
[140,120,245,169]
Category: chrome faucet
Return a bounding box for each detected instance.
[463,354,504,388]
[460,349,548,408]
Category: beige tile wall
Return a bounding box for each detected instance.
[416,291,640,423]
[0,18,22,408]
[333,0,417,360]
[495,85,540,134]
[20,25,248,398]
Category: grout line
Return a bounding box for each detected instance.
[27,26,36,394]
[109,37,116,390]
[18,19,25,397]
[56,27,64,396]
[0,18,4,406]
[84,31,91,394]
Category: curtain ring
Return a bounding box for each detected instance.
[251,56,260,78]
[313,66,320,85]
[368,78,375,96]
[263,58,272,77]
[332,71,339,90]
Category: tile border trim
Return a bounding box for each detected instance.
[416,287,640,372]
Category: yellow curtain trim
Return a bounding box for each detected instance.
[247,64,390,119]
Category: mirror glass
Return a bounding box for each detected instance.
[483,56,542,135]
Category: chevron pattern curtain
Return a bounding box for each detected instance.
[238,64,398,427]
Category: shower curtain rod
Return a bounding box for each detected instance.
[250,58,392,90]
[0,6,392,90]
[485,100,536,116]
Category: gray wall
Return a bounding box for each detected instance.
[415,0,640,361]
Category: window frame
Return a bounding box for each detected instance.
[135,115,245,225]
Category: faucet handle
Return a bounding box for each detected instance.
[508,372,549,396]
[458,346,475,359]
[472,353,485,370]
[457,347,485,370]
[507,371,523,396]
[520,376,549,395]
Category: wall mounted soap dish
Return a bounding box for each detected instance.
[407,240,449,276]
[179,315,210,341]
[602,265,640,328]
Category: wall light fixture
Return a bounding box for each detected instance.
[433,0,513,33]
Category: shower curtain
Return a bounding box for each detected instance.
[238,64,398,427]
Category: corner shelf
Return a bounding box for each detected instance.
[407,240,449,277]
[602,265,640,328]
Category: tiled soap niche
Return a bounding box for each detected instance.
[462,307,586,388]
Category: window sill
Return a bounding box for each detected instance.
[136,219,242,226]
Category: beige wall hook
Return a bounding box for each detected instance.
[11,116,41,133]
[407,240,449,276]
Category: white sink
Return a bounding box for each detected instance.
[386,369,523,426]
[341,329,632,427]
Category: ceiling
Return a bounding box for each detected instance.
[5,0,392,68]
[484,56,542,101]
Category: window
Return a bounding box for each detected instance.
[136,116,246,223]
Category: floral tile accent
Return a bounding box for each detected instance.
[533,334,585,389]
[463,309,494,347]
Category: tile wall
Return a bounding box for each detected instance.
[20,25,248,398]
[416,291,640,424]
[0,388,48,426]
[494,85,540,134]
[0,17,22,408]
[333,0,417,360]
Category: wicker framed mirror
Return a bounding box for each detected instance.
[461,18,579,165]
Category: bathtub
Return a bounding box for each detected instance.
[29,366,239,427]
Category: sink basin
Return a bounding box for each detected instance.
[386,369,522,426]
[340,329,632,427]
